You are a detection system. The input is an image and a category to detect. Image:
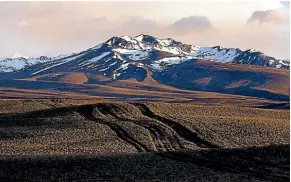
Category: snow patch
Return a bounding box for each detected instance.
[189,47,238,62]
[98,67,110,72]
[150,56,192,71]
[156,38,173,46]
[112,48,149,61]
[87,52,111,63]
[113,73,121,80]
[119,63,130,71]
[108,61,117,66]
[11,52,29,59]
[155,46,182,55]
[279,60,289,66]
[113,48,143,54]
[134,35,144,42]
[248,49,258,53]
[91,44,103,50]
[0,59,27,72]
[31,53,84,75]
[121,36,132,42]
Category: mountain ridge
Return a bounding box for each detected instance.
[0,34,289,101]
[0,34,289,74]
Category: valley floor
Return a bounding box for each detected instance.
[0,99,289,181]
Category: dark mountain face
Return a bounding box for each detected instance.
[138,34,160,44]
[0,34,289,101]
[153,60,289,100]
[233,51,289,69]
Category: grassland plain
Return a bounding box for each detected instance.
[0,99,289,181]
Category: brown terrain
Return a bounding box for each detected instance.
[0,59,289,101]
[0,55,289,182]
[194,60,290,97]
[0,99,289,181]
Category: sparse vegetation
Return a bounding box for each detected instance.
[0,99,289,181]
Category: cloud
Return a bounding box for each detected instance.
[117,16,157,36]
[0,2,289,59]
[170,16,213,33]
[14,15,160,55]
[121,16,156,31]
[247,9,289,24]
[20,16,108,41]
[17,20,28,27]
[20,15,158,44]
[281,1,290,9]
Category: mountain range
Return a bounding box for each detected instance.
[0,34,289,102]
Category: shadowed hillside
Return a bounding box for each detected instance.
[0,59,289,101]
[0,145,289,182]
[153,60,290,101]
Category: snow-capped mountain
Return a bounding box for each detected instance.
[0,34,288,75]
[0,34,289,101]
[11,52,30,59]
[0,53,74,73]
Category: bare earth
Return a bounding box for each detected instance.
[0,99,289,181]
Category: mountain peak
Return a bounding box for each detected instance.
[0,34,289,74]
[134,34,154,38]
[107,34,178,47]
[245,49,259,53]
[135,34,158,44]
[134,34,145,41]
[11,52,29,59]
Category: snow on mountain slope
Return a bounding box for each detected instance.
[150,56,194,71]
[112,48,149,61]
[0,57,48,73]
[0,53,74,73]
[189,46,239,62]
[78,52,112,67]
[0,35,289,101]
[11,52,30,59]
[31,53,84,75]
[103,34,289,70]
[0,59,28,72]
[0,34,289,75]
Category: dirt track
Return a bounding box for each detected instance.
[0,100,289,181]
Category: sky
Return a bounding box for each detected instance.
[0,1,290,59]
